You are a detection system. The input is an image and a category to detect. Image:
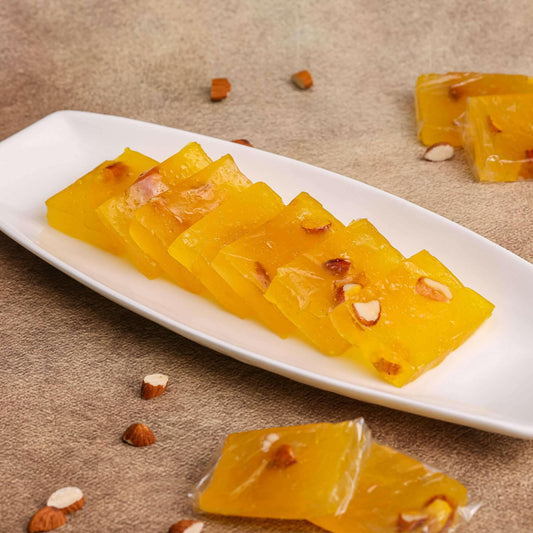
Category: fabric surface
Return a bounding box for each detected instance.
[1,1,532,531]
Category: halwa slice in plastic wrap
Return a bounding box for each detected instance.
[168,182,284,318]
[415,72,533,146]
[97,142,212,278]
[212,192,344,338]
[330,250,494,387]
[195,419,372,519]
[46,148,158,253]
[462,93,533,182]
[129,155,252,293]
[311,442,472,533]
[264,219,403,356]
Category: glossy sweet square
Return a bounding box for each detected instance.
[46,148,157,253]
[462,93,533,182]
[265,219,403,355]
[415,72,533,146]
[212,192,344,338]
[330,250,494,386]
[129,155,252,293]
[168,182,284,318]
[311,442,469,533]
[97,142,212,278]
[196,419,372,519]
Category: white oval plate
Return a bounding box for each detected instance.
[1,111,532,439]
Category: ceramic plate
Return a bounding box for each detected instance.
[2,111,532,439]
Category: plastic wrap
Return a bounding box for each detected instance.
[415,72,533,147]
[193,418,480,532]
[461,93,533,182]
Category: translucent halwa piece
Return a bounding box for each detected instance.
[330,250,494,387]
[415,72,533,146]
[311,442,470,533]
[211,192,344,338]
[129,155,252,293]
[97,142,212,278]
[195,419,372,519]
[168,182,284,318]
[462,93,533,182]
[46,148,158,253]
[264,219,403,355]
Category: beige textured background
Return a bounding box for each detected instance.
[1,1,532,532]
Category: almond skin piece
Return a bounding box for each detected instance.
[487,115,502,133]
[211,78,231,101]
[415,277,452,302]
[254,261,271,290]
[28,506,66,532]
[46,487,84,514]
[373,357,402,376]
[269,444,297,468]
[352,300,381,326]
[169,520,204,533]
[300,220,332,234]
[323,258,351,275]
[122,423,156,447]
[423,143,454,162]
[291,70,313,89]
[231,139,253,147]
[141,373,169,400]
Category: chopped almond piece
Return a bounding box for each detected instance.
[291,70,313,89]
[269,444,297,468]
[232,139,253,147]
[211,78,231,101]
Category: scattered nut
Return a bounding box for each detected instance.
[448,84,461,100]
[211,78,231,101]
[397,510,429,531]
[415,277,452,302]
[424,495,455,531]
[291,70,313,89]
[141,374,169,400]
[323,258,351,275]
[334,282,362,305]
[300,220,332,234]
[122,423,156,447]
[169,519,204,533]
[261,432,280,453]
[46,487,84,514]
[373,357,402,376]
[269,444,297,469]
[352,300,381,326]
[231,139,253,147]
[487,115,502,133]
[28,506,66,532]
[255,261,271,290]
[423,143,454,162]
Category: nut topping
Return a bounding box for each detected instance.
[373,358,402,376]
[334,282,362,305]
[423,143,454,162]
[487,115,502,133]
[141,373,169,400]
[300,220,332,234]
[415,277,452,302]
[323,258,351,275]
[448,84,461,100]
[352,300,381,326]
[232,139,253,147]
[122,423,156,447]
[269,444,297,469]
[28,506,66,532]
[255,261,271,290]
[103,162,128,181]
[397,511,429,531]
[211,78,231,101]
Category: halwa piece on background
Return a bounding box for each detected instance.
[415,72,533,146]
[195,419,372,519]
[330,250,494,387]
[46,149,158,253]
[97,142,212,278]
[168,182,284,318]
[311,442,470,533]
[264,219,403,356]
[462,93,533,182]
[129,155,252,293]
[212,192,344,338]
